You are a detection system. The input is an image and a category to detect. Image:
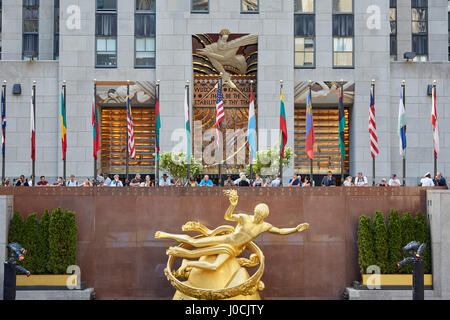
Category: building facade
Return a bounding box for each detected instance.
[0,0,448,185]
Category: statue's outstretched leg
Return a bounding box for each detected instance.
[178,253,230,272]
[155,231,227,248]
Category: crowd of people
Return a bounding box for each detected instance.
[2,171,447,188]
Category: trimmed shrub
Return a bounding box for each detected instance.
[357,215,376,274]
[387,209,403,274]
[22,213,39,272]
[414,211,431,274]
[373,211,389,273]
[48,207,77,274]
[400,212,415,274]
[8,211,25,246]
[35,209,51,274]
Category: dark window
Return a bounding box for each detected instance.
[135,0,156,68]
[23,0,39,60]
[390,0,397,60]
[96,0,117,67]
[412,0,428,61]
[191,0,209,13]
[294,0,315,68]
[54,0,59,60]
[332,0,354,68]
[241,0,258,13]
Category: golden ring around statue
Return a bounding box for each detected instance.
[164,237,265,300]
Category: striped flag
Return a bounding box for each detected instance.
[30,87,35,161]
[92,93,100,160]
[184,85,191,162]
[398,90,407,158]
[338,86,346,160]
[61,89,67,161]
[369,86,378,158]
[1,89,5,158]
[126,95,136,159]
[155,95,160,161]
[247,84,257,160]
[305,88,315,159]
[279,88,287,158]
[431,85,439,157]
[215,80,225,147]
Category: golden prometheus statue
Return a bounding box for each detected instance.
[154,190,309,300]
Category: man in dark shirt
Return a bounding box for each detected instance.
[130,174,142,187]
[435,172,447,187]
[289,174,302,187]
[15,175,28,187]
[321,171,336,187]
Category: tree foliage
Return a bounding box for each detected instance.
[414,211,431,273]
[22,213,39,272]
[160,152,203,179]
[357,215,376,274]
[399,212,415,274]
[35,209,51,274]
[8,211,25,246]
[245,146,294,176]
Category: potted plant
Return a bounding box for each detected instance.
[159,151,203,183]
[245,145,294,176]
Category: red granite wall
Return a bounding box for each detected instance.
[2,186,430,299]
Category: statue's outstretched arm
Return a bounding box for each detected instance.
[223,190,239,222]
[268,223,309,235]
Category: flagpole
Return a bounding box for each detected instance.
[155,80,160,187]
[340,79,344,184]
[371,79,376,186]
[433,80,437,178]
[32,81,36,184]
[249,80,254,182]
[186,80,191,183]
[126,80,130,186]
[218,73,223,187]
[2,80,6,185]
[62,80,67,184]
[279,80,284,186]
[308,80,313,185]
[93,79,97,185]
[402,80,406,186]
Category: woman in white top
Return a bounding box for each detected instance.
[343,176,353,186]
[140,175,153,187]
[388,174,401,186]
[110,175,123,187]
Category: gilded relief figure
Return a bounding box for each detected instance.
[155,190,309,300]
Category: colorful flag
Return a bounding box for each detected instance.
[369,86,378,158]
[215,80,225,147]
[398,90,407,158]
[279,88,287,159]
[155,95,160,161]
[247,85,257,160]
[30,87,35,161]
[184,85,191,162]
[61,90,67,161]
[338,86,346,160]
[1,89,5,158]
[431,85,439,157]
[126,95,136,159]
[92,94,100,160]
[305,88,315,159]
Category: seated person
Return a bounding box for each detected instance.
[199,175,214,187]
[36,176,49,186]
[130,174,142,187]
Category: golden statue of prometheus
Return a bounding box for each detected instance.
[154,190,309,300]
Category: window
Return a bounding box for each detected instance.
[23,0,39,60]
[96,0,117,67]
[241,0,258,13]
[411,0,428,61]
[294,0,315,68]
[390,0,397,61]
[191,0,209,13]
[332,0,354,68]
[135,0,155,68]
[54,0,59,60]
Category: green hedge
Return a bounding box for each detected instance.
[357,210,431,275]
[8,207,77,275]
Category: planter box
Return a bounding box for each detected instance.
[16,275,78,289]
[362,274,432,288]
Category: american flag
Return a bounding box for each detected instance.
[126,96,136,159]
[369,86,378,158]
[215,80,225,147]
[431,85,439,157]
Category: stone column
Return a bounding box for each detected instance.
[0,195,14,300]
[2,0,23,60]
[396,0,412,61]
[39,0,55,60]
